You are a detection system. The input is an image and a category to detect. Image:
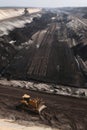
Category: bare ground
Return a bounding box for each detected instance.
[0,84,87,130]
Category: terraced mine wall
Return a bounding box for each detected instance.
[0,8,41,21]
[0,12,86,88]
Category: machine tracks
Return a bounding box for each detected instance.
[0,85,87,130]
[40,108,87,130]
[27,23,57,78]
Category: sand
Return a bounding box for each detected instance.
[0,119,54,130]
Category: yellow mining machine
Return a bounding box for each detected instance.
[16,94,47,114]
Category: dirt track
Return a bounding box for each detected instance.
[0,85,87,130]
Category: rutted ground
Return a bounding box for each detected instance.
[0,85,87,130]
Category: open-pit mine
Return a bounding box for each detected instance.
[0,7,87,130]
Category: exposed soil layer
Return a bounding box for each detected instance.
[0,85,87,130]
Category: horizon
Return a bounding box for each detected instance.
[0,0,87,8]
[0,6,87,8]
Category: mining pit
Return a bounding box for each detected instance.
[0,10,87,87]
[0,7,87,130]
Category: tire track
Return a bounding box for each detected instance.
[40,108,77,130]
[27,23,57,77]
